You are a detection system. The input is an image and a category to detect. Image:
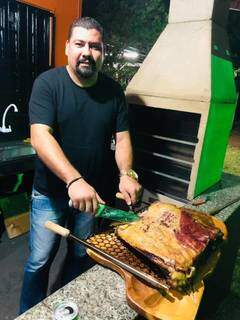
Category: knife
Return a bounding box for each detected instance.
[115,192,136,212]
[68,200,140,223]
[96,203,140,222]
[45,220,169,292]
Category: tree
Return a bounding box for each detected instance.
[85,0,168,88]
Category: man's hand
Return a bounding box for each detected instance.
[68,178,105,214]
[119,175,142,206]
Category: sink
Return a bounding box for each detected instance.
[0,141,35,162]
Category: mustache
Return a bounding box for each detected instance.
[76,56,96,67]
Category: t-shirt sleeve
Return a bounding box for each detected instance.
[29,75,56,127]
[115,86,129,132]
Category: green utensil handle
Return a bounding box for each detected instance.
[68,201,139,222]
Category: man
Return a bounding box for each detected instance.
[19,17,141,313]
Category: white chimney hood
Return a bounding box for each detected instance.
[126,0,237,201]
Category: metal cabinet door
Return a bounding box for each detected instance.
[0,0,54,142]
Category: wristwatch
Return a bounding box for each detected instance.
[120,169,138,181]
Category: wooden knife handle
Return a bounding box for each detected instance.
[45,221,70,238]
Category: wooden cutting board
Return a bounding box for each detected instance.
[87,216,227,320]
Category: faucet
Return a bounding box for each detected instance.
[0,104,19,133]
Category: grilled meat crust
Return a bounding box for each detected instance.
[116,202,223,289]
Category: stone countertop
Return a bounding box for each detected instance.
[15,265,138,320]
[184,173,240,220]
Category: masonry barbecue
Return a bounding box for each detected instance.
[126,0,237,202]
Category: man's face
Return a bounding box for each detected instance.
[65,27,103,80]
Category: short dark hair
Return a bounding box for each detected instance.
[68,17,104,40]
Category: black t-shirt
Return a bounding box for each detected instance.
[29,67,129,197]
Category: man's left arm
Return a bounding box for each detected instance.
[115,130,142,205]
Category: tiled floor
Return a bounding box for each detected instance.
[0,232,29,320]
[0,231,67,320]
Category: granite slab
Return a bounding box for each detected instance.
[15,301,53,320]
[185,173,240,218]
[16,265,138,320]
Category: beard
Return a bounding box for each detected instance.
[75,56,97,79]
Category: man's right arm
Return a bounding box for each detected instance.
[31,123,104,213]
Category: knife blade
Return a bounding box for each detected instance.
[115,192,136,212]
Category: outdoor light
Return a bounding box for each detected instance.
[122,48,140,61]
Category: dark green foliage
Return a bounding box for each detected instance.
[87,0,168,87]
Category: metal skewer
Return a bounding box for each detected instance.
[45,221,169,292]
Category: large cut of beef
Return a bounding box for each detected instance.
[116,202,224,290]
